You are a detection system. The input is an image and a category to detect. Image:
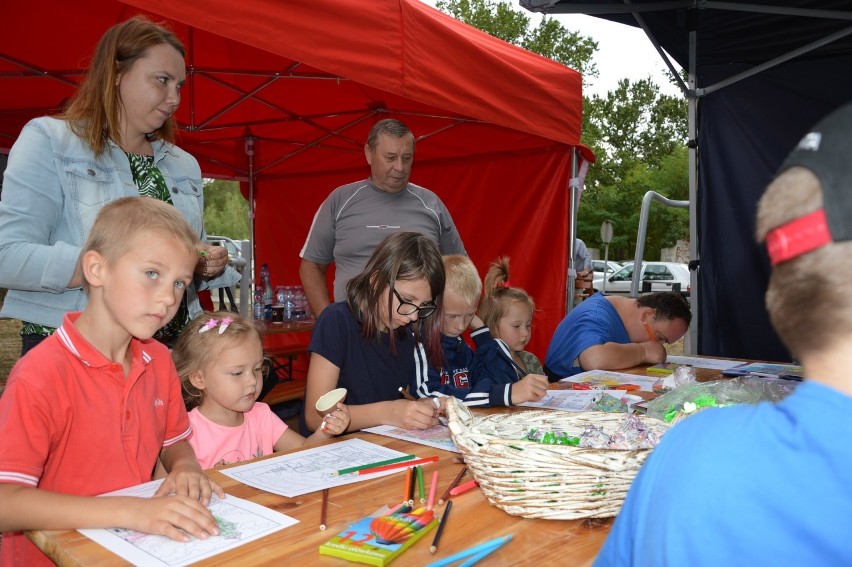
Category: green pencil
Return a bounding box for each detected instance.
[416,465,426,503]
[335,454,416,476]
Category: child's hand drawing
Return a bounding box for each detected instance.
[510,373,549,404]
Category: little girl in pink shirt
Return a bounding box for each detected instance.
[173,312,349,469]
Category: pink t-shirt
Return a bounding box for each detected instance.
[187,403,288,469]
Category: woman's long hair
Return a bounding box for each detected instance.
[60,16,185,155]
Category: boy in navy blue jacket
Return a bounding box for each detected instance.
[412,255,548,406]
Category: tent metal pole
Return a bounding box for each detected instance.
[566,146,580,315]
[246,136,256,311]
[686,26,699,355]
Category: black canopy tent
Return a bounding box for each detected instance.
[522,0,852,361]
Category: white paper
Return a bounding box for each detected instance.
[363,424,460,453]
[665,355,744,370]
[520,389,643,412]
[561,369,661,392]
[78,479,298,567]
[219,438,413,497]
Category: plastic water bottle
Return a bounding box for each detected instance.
[282,286,295,322]
[292,286,307,320]
[252,285,264,320]
[260,263,273,306]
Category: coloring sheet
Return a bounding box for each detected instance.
[666,355,744,370]
[363,424,460,453]
[561,369,660,392]
[219,438,413,497]
[79,479,297,567]
[520,389,643,412]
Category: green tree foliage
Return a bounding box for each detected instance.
[203,179,249,239]
[436,0,689,260]
[435,0,598,79]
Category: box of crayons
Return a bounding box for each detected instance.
[319,505,438,566]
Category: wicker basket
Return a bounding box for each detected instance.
[445,397,669,520]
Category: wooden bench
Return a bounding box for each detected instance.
[262,379,307,406]
[261,344,309,407]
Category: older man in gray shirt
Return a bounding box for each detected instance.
[299,119,466,315]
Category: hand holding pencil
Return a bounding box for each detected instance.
[394,387,441,429]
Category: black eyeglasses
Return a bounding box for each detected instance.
[392,288,437,318]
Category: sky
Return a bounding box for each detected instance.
[419,0,682,98]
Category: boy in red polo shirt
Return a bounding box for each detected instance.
[0,197,224,566]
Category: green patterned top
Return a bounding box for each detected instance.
[22,152,191,346]
[517,350,545,376]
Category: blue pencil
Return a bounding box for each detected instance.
[425,535,512,567]
[457,535,512,567]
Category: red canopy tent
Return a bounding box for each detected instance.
[0,0,589,360]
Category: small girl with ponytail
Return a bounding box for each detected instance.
[479,257,546,376]
[173,311,350,469]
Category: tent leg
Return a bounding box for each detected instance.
[686,28,699,355]
[565,147,580,316]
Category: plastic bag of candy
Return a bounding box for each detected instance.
[645,377,797,424]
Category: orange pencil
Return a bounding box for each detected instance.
[404,466,413,504]
[438,466,467,505]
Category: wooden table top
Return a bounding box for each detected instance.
[27,431,612,566]
[25,356,737,566]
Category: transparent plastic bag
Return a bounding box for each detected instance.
[645,378,796,424]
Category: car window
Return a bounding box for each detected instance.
[611,265,634,281]
[643,265,673,281]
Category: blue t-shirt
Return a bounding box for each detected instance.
[545,292,628,378]
[299,301,415,434]
[595,380,852,566]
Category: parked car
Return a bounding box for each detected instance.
[592,260,621,276]
[593,261,690,296]
[207,235,248,263]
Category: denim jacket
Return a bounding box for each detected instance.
[0,116,240,328]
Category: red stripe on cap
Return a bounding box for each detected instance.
[766,209,831,265]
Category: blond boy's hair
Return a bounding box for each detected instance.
[443,255,482,306]
[81,196,200,291]
[172,311,263,409]
[756,166,850,358]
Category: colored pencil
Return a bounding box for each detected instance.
[356,455,440,476]
[407,466,415,505]
[416,465,426,504]
[398,386,417,401]
[427,470,439,510]
[425,535,512,567]
[449,478,478,496]
[457,535,513,567]
[404,466,414,504]
[335,454,416,476]
[319,488,329,531]
[438,466,467,505]
[429,499,452,554]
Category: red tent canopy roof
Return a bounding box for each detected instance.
[1,0,591,180]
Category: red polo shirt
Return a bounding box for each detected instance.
[0,312,191,566]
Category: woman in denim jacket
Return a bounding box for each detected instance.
[0,16,239,354]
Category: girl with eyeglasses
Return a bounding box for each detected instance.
[300,232,446,435]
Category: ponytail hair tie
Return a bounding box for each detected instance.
[501,281,510,289]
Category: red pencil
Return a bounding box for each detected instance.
[357,456,440,476]
[449,478,479,496]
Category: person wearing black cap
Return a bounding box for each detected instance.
[594,104,852,565]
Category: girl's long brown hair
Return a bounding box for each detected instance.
[346,232,445,365]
